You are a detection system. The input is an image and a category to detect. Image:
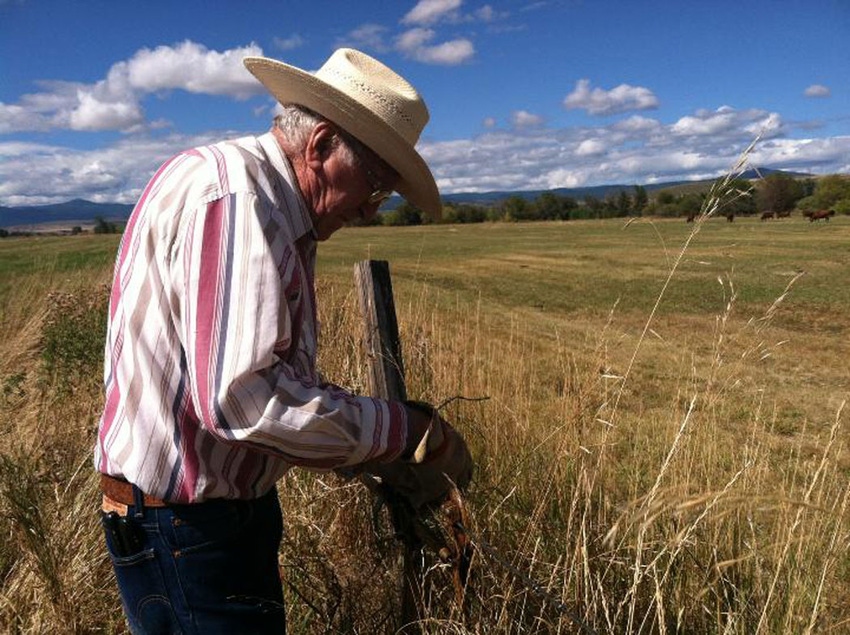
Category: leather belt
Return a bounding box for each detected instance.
[100,473,168,508]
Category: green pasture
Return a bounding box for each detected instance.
[2,215,847,330]
[327,216,847,314]
[0,234,119,277]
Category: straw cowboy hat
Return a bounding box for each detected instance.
[243,48,441,218]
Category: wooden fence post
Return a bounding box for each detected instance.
[354,259,423,632]
[354,260,407,403]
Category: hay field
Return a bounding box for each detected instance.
[0,215,848,633]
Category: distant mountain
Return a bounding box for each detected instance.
[0,168,815,228]
[0,198,134,229]
[739,167,812,180]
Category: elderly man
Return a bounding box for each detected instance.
[95,48,472,633]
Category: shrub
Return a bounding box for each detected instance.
[92,216,118,234]
[40,286,109,390]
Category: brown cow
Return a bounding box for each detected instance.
[725,212,735,222]
[685,212,698,223]
[760,211,775,221]
[809,209,836,222]
[776,210,792,218]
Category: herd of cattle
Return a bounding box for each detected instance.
[685,209,837,223]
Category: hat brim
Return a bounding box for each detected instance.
[244,56,441,219]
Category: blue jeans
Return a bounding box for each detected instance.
[101,487,286,634]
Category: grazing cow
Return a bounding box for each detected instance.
[761,211,775,221]
[686,212,698,223]
[725,212,735,222]
[803,210,815,220]
[809,209,836,222]
[776,210,792,218]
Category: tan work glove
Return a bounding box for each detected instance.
[369,402,473,510]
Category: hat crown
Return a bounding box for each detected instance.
[242,48,441,218]
[315,48,429,146]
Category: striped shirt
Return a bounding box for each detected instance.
[94,133,408,503]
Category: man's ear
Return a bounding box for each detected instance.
[304,122,336,171]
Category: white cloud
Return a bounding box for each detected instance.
[575,139,606,156]
[537,168,588,190]
[68,90,145,131]
[338,24,390,52]
[21,82,78,110]
[804,84,831,98]
[512,110,544,128]
[0,81,84,132]
[750,136,850,175]
[613,115,662,134]
[273,34,305,51]
[475,5,495,21]
[395,28,474,65]
[520,2,548,13]
[0,141,63,159]
[744,112,784,138]
[671,106,784,139]
[402,0,463,25]
[0,41,264,135]
[672,107,738,136]
[564,79,659,116]
[482,117,497,128]
[396,27,435,51]
[5,124,850,206]
[0,130,229,206]
[401,0,504,27]
[124,41,262,97]
[418,103,850,196]
[0,102,51,133]
[416,39,474,65]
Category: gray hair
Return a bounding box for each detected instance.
[273,104,357,166]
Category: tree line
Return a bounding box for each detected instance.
[373,174,850,226]
[0,215,121,238]
[2,175,847,238]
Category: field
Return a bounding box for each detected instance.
[0,213,848,633]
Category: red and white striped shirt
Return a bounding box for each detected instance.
[95,133,408,503]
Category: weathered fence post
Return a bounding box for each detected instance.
[354,260,407,403]
[354,259,423,632]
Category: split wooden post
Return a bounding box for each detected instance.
[354,259,422,631]
[354,260,407,403]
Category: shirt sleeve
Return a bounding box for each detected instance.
[173,189,408,470]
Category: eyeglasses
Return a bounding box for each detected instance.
[338,132,395,206]
[360,161,394,207]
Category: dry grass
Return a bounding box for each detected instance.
[0,261,124,634]
[1,179,848,633]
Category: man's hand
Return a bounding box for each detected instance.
[368,402,473,510]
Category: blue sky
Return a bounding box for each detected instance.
[1,0,848,206]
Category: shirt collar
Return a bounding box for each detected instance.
[257,132,317,242]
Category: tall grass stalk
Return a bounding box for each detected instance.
[610,135,759,425]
